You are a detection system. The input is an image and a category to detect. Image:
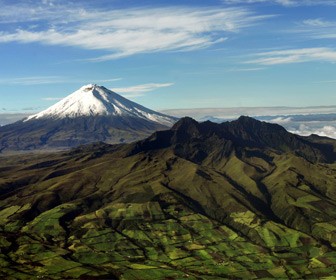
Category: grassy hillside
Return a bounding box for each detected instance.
[1,117,336,279]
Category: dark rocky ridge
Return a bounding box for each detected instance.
[129,116,336,163]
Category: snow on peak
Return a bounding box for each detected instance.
[25,84,176,127]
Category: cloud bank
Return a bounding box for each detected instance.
[289,124,336,139]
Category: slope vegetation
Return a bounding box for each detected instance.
[1,117,336,279]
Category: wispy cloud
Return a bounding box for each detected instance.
[244,48,336,65]
[120,93,146,98]
[112,83,174,93]
[295,18,336,39]
[112,83,174,98]
[222,0,336,6]
[302,19,335,27]
[0,3,270,60]
[0,76,62,85]
[0,1,92,25]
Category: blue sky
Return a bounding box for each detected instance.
[1,0,336,113]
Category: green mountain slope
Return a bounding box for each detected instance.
[1,117,336,279]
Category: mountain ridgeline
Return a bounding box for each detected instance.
[1,117,336,279]
[130,116,335,163]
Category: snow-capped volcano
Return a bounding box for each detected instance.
[0,84,178,152]
[25,84,175,127]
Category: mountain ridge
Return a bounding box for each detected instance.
[129,116,336,164]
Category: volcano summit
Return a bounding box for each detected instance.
[0,84,177,153]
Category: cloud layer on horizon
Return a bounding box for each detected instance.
[287,123,336,139]
[3,105,336,139]
[160,107,336,139]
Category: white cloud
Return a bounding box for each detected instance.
[244,48,336,65]
[121,93,146,98]
[267,117,292,124]
[112,83,174,93]
[289,124,336,139]
[112,83,174,98]
[261,116,336,139]
[302,19,334,27]
[294,18,336,40]
[0,4,270,60]
[0,1,81,24]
